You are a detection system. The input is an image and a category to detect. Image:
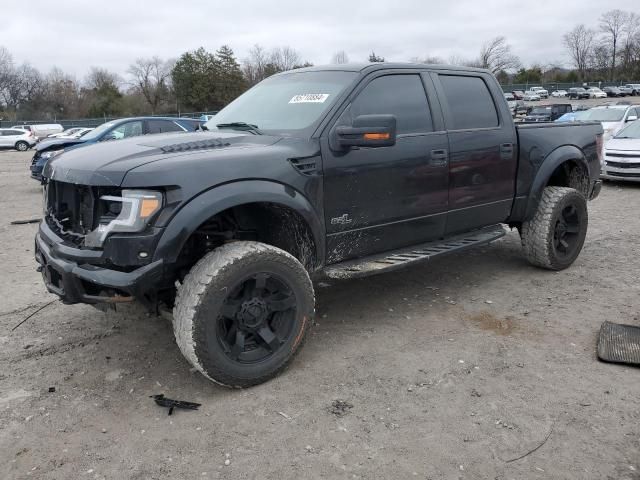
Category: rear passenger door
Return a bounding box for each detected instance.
[145,119,187,134]
[432,72,517,234]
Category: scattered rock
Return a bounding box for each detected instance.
[471,389,481,398]
[224,459,230,466]
[48,387,56,393]
[485,300,493,304]
[329,400,353,417]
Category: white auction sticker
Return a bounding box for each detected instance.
[289,94,330,104]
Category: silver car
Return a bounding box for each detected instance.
[0,128,37,151]
[601,119,640,182]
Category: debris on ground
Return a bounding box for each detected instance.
[10,218,41,225]
[329,399,353,417]
[151,394,201,416]
[48,387,55,393]
[10,300,57,332]
[277,411,292,420]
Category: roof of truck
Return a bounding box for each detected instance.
[279,62,490,75]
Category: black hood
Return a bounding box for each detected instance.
[36,137,87,152]
[44,131,282,186]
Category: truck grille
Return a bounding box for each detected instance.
[605,161,640,169]
[44,180,120,247]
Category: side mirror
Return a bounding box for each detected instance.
[626,115,638,122]
[333,114,397,149]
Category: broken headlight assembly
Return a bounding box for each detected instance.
[84,190,163,248]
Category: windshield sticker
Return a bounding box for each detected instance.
[289,94,330,104]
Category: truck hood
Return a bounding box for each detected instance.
[604,138,640,153]
[36,137,86,152]
[44,131,282,186]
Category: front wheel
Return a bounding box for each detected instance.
[15,141,29,151]
[520,186,588,270]
[173,241,315,388]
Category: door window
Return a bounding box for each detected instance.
[348,74,433,134]
[109,121,143,140]
[439,75,498,130]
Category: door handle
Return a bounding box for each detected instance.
[431,149,448,165]
[500,143,514,159]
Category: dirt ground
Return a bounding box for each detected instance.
[1,149,640,480]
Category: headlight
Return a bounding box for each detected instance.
[84,190,163,248]
[40,149,64,160]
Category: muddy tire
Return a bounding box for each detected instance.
[520,186,588,270]
[173,241,314,388]
[15,141,29,151]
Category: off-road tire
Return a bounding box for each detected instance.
[520,186,588,270]
[15,141,29,151]
[173,241,314,388]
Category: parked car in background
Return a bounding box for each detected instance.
[624,84,640,96]
[568,87,590,99]
[587,87,607,99]
[512,90,525,100]
[601,119,640,182]
[578,105,640,141]
[12,124,64,140]
[30,117,204,181]
[523,91,541,101]
[0,128,37,151]
[504,92,515,101]
[47,127,93,138]
[617,85,632,96]
[555,110,590,122]
[529,86,549,98]
[199,114,215,122]
[523,104,573,123]
[513,100,528,116]
[551,90,568,97]
[604,87,624,97]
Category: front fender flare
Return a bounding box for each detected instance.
[152,180,325,266]
[523,145,589,221]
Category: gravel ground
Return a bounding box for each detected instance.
[1,149,640,480]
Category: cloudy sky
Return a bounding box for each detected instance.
[1,0,633,80]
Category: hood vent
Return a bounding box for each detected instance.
[161,138,230,153]
[289,156,318,175]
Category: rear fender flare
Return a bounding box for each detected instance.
[524,145,589,220]
[153,180,324,267]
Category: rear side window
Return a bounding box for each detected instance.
[439,75,498,130]
[350,74,433,134]
[147,120,185,134]
[4,130,25,135]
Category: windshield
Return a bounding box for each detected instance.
[582,109,626,122]
[205,71,357,135]
[81,121,118,141]
[530,107,551,115]
[615,120,640,139]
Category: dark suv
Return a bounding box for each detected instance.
[568,88,589,99]
[30,117,204,181]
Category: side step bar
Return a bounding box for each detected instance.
[323,224,506,279]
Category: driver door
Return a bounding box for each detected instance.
[321,72,449,264]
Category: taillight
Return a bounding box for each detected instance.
[595,133,604,167]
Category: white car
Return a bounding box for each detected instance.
[587,87,607,99]
[551,90,568,97]
[579,105,640,141]
[49,127,94,139]
[601,119,640,182]
[12,123,64,140]
[623,84,640,96]
[0,128,37,151]
[523,91,541,101]
[529,86,549,98]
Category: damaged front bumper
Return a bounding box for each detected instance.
[35,220,164,305]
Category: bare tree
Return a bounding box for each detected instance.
[242,44,270,85]
[270,46,302,71]
[331,51,349,64]
[85,67,122,91]
[412,55,445,64]
[127,57,173,114]
[478,36,520,74]
[620,12,640,75]
[563,24,594,80]
[599,9,628,80]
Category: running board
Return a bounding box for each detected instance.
[323,224,506,279]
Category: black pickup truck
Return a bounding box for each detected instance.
[35,64,603,387]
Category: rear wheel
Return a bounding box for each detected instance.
[173,241,314,388]
[15,141,29,151]
[520,186,588,270]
